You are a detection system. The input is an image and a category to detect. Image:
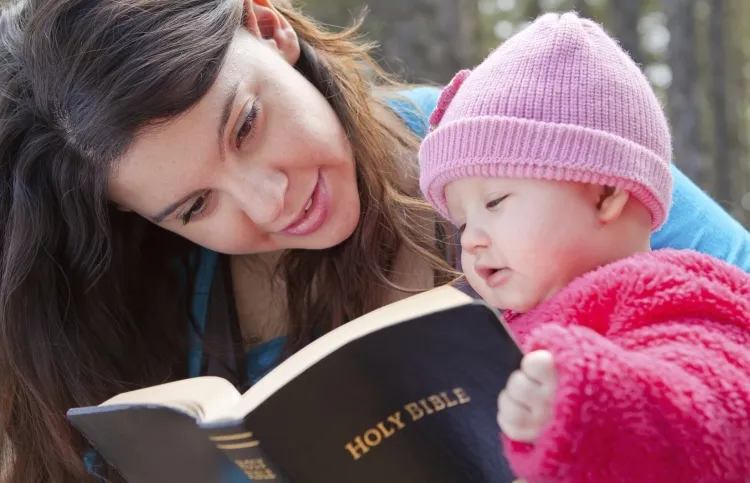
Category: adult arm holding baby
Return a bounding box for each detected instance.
[419,11,750,483]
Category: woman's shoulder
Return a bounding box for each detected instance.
[652,165,750,272]
[381,85,442,139]
[395,85,442,113]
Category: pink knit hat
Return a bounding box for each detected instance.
[419,12,673,230]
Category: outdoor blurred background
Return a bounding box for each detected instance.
[301,0,750,227]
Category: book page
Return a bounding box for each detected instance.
[100,376,243,422]
[214,285,473,423]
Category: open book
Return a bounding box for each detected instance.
[67,286,525,483]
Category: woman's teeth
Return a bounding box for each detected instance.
[304,198,313,212]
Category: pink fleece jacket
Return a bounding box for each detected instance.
[503,249,750,483]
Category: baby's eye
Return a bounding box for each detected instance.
[486,194,509,209]
[458,224,466,234]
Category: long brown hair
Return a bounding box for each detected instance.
[278,8,456,350]
[0,0,454,481]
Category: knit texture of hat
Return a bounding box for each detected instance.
[419,12,673,230]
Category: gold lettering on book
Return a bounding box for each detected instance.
[440,390,459,408]
[345,387,471,461]
[209,432,260,450]
[235,458,277,480]
[210,432,254,441]
[216,440,260,450]
[345,436,370,460]
[345,410,405,460]
[403,388,470,422]
[454,387,471,404]
[404,402,424,421]
[428,395,446,411]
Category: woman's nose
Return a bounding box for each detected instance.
[226,165,289,227]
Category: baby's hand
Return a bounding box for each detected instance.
[497,350,557,443]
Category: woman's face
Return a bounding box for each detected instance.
[108,2,359,254]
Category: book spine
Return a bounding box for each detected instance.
[203,426,292,482]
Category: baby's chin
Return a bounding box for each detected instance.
[476,285,542,314]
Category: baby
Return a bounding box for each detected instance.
[419,12,750,483]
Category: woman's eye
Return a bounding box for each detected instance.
[236,103,259,149]
[457,224,466,234]
[181,193,210,225]
[486,194,509,209]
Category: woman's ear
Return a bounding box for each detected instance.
[242,0,300,65]
[594,185,630,224]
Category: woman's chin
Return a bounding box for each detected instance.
[308,203,361,249]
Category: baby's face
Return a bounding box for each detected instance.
[445,177,605,313]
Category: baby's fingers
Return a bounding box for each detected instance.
[521,350,557,388]
[506,370,552,414]
[497,390,540,442]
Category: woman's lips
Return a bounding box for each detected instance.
[282,174,329,236]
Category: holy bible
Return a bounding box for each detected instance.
[67,285,525,483]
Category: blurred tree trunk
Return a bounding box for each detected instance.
[708,0,733,205]
[303,0,478,84]
[524,0,542,19]
[608,0,643,66]
[573,0,593,19]
[724,0,749,223]
[663,0,703,182]
[734,0,750,226]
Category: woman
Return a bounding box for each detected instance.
[0,0,747,481]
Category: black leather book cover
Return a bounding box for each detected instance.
[229,302,523,482]
[69,300,524,482]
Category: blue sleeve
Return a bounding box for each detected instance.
[387,86,441,139]
[652,165,750,272]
